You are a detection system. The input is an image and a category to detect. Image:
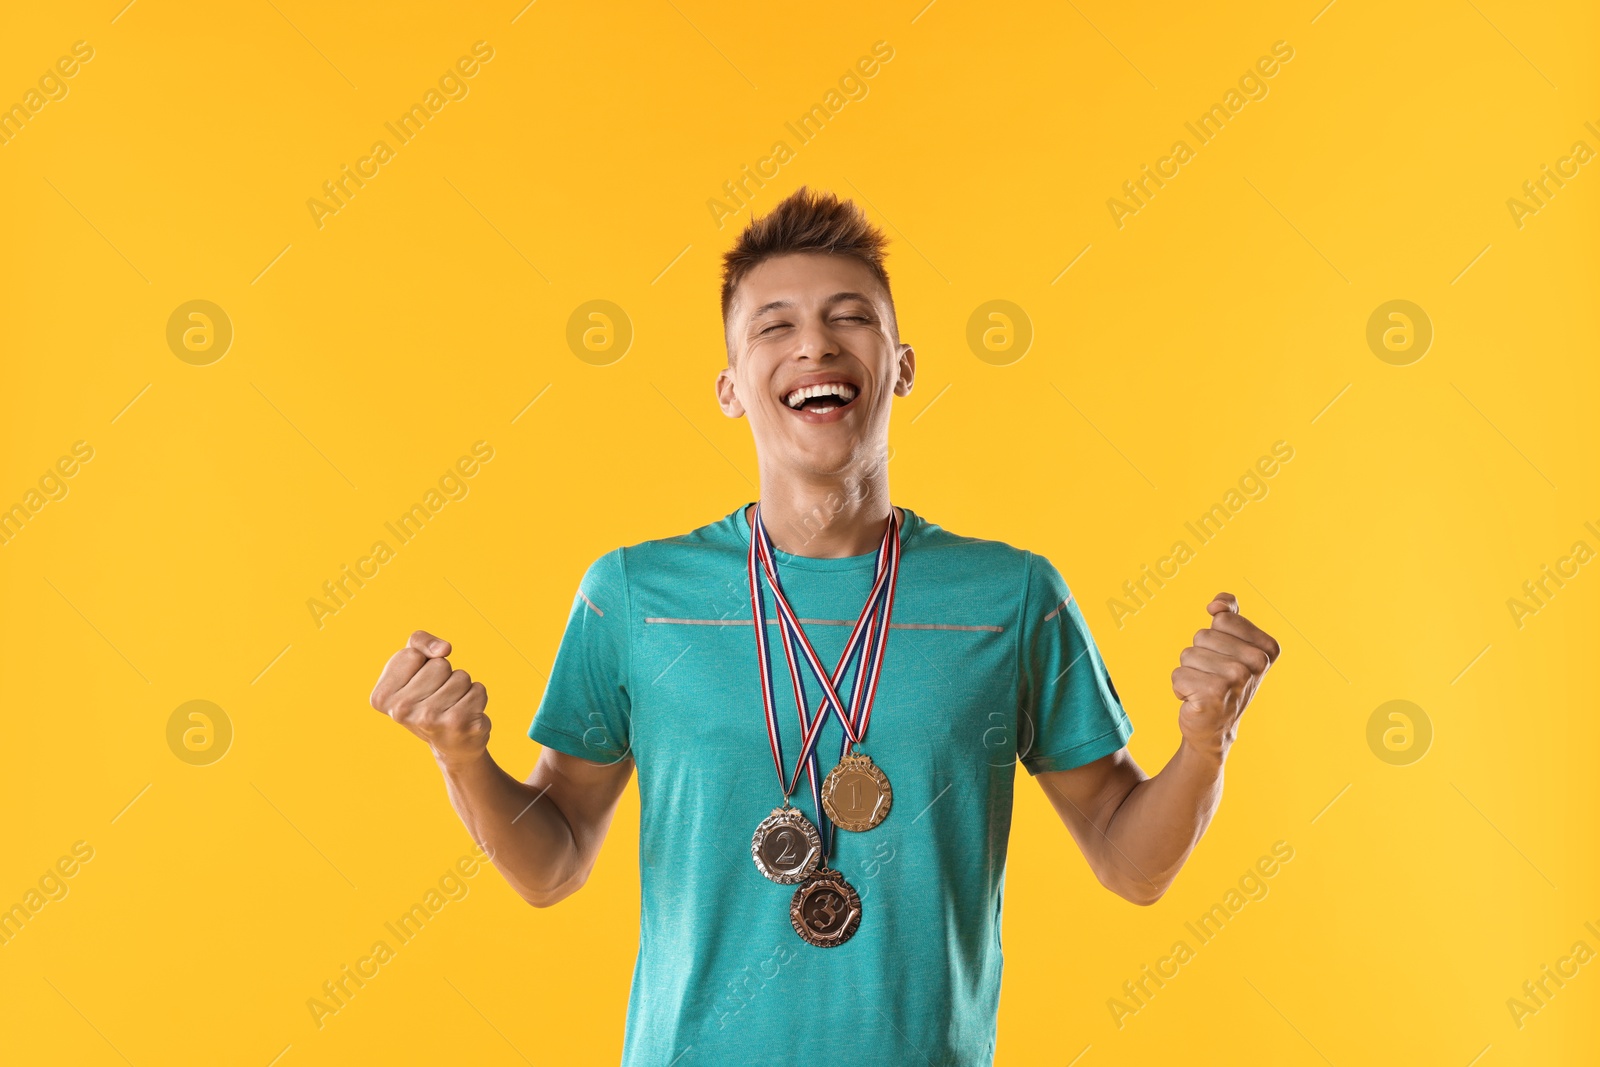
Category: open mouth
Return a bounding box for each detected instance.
[782,381,859,415]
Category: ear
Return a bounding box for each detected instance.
[715,364,745,418]
[893,343,916,397]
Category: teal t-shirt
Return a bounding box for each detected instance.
[528,504,1132,1067]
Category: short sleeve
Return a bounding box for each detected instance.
[1016,551,1133,775]
[527,548,633,764]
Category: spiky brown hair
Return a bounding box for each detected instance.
[719,186,895,359]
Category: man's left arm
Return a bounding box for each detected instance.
[1034,592,1280,905]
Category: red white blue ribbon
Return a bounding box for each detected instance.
[746,505,902,821]
[826,511,901,762]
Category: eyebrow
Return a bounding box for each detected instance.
[749,291,876,319]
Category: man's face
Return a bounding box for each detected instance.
[715,253,914,480]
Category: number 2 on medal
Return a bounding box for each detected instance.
[775,830,797,866]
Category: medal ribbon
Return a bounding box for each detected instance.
[750,505,902,808]
[826,511,901,762]
[756,514,896,736]
[758,520,894,865]
[746,504,898,799]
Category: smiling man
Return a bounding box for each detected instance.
[367,187,1281,1066]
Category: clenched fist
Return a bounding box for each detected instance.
[1171,593,1280,759]
[370,630,491,766]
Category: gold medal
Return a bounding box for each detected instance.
[750,806,822,884]
[790,867,862,947]
[821,752,892,832]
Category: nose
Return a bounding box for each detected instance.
[793,312,841,361]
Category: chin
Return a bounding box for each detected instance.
[786,435,876,478]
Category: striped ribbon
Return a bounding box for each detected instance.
[746,504,903,854]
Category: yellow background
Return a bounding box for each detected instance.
[2,0,1596,1063]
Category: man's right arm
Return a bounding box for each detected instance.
[369,629,633,908]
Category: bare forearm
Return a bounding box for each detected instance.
[1089,590,1280,904]
[436,750,583,905]
[1100,740,1226,903]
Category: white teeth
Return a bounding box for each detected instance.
[783,382,859,409]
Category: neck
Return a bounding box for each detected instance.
[750,465,893,559]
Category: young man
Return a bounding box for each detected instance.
[368,187,1280,1065]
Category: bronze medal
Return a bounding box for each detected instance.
[790,867,862,947]
[821,752,893,832]
[750,806,822,884]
